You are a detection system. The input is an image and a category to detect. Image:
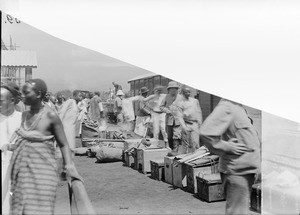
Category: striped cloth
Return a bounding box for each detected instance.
[10,127,58,215]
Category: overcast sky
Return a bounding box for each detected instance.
[2,12,152,93]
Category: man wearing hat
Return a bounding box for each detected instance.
[176,85,203,153]
[134,87,151,136]
[114,90,125,124]
[0,82,22,215]
[160,81,183,152]
[144,85,168,147]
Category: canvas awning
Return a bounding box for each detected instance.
[1,50,37,68]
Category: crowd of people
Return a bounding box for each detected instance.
[0,78,261,215]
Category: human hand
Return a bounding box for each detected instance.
[64,164,84,182]
[228,138,254,156]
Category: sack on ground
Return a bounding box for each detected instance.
[74,147,88,156]
[81,120,99,139]
[95,146,123,163]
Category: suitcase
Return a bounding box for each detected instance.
[137,148,169,174]
[250,183,261,213]
[164,156,175,185]
[185,155,219,194]
[124,150,135,167]
[172,154,191,188]
[150,159,165,181]
[196,173,225,202]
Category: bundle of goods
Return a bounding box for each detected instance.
[81,119,100,147]
[95,146,123,163]
[74,147,88,156]
[87,141,125,158]
[113,130,126,140]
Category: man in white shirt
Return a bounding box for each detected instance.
[144,85,168,147]
[0,83,22,215]
[176,86,203,153]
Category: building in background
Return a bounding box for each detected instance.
[1,39,37,88]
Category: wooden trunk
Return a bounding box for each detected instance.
[164,156,175,185]
[250,183,261,213]
[172,162,187,188]
[196,173,225,202]
[185,161,219,194]
[150,159,165,181]
[124,151,135,168]
[137,148,169,174]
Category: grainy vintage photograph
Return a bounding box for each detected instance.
[1,3,300,215]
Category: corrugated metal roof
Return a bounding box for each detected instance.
[127,72,157,82]
[1,50,37,67]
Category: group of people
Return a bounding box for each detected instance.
[112,81,261,215]
[1,78,261,215]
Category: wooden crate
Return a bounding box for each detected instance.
[164,156,175,185]
[137,148,169,174]
[150,159,165,181]
[250,183,261,213]
[185,159,219,194]
[196,173,225,202]
[172,161,187,188]
[124,151,135,168]
[133,148,140,170]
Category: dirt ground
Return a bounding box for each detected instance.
[54,138,258,215]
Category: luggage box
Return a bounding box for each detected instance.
[172,154,191,188]
[137,148,169,174]
[250,183,261,213]
[185,155,219,194]
[150,159,165,181]
[164,156,175,185]
[124,150,135,167]
[196,173,225,202]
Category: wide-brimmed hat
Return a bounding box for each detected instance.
[140,87,149,94]
[154,85,164,91]
[116,90,125,96]
[167,81,179,89]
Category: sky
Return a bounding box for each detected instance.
[1,1,300,122]
[2,12,152,93]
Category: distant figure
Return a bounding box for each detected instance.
[134,87,151,137]
[160,81,182,151]
[200,99,261,215]
[55,92,65,114]
[50,95,57,105]
[5,81,26,112]
[43,91,56,111]
[144,85,168,147]
[176,86,202,154]
[114,90,125,124]
[122,92,140,132]
[88,91,104,123]
[59,90,81,153]
[2,79,82,215]
[0,83,22,215]
[112,82,122,95]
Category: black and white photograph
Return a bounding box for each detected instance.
[1,1,300,215]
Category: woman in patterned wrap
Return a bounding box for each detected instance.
[3,79,83,215]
